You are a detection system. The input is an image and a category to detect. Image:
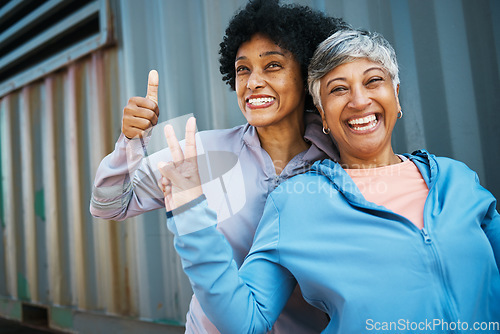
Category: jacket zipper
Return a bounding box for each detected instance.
[417,155,461,333]
[341,155,462,333]
[348,200,462,332]
[419,228,461,333]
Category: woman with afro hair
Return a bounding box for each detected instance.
[91,0,347,332]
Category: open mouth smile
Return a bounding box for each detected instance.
[347,114,379,132]
[246,96,276,108]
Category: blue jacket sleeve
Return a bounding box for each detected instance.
[167,195,297,334]
[480,193,500,270]
[474,174,500,270]
[483,206,500,270]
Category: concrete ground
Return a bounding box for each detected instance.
[0,315,186,333]
[0,318,61,334]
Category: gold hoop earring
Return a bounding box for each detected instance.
[397,110,403,119]
[322,126,330,135]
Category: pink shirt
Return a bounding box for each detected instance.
[345,159,428,229]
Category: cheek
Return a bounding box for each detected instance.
[323,101,344,123]
[381,90,399,108]
[282,69,304,93]
[276,76,292,92]
[235,82,246,110]
[235,73,249,90]
[235,80,244,95]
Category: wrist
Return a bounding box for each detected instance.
[174,185,203,209]
[167,194,206,218]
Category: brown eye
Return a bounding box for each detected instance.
[265,62,282,70]
[367,77,383,85]
[330,86,347,94]
[236,66,249,74]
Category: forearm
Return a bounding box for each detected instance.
[167,196,294,333]
[90,132,163,220]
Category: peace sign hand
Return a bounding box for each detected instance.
[157,117,203,212]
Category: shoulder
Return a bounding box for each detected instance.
[425,154,497,214]
[434,156,474,171]
[199,124,246,142]
[410,150,481,187]
[409,150,477,175]
[430,155,479,181]
[433,157,483,191]
[198,124,247,151]
[199,124,246,138]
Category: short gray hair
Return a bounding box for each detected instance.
[308,29,400,109]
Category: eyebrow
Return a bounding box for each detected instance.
[235,51,286,63]
[364,66,385,75]
[325,66,385,88]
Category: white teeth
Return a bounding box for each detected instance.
[247,97,275,105]
[351,122,377,131]
[347,114,378,131]
[348,114,376,125]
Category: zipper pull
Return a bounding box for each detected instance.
[421,228,432,244]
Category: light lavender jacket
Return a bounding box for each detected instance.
[90,112,339,333]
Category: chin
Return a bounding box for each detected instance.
[347,146,384,162]
[245,114,277,128]
[246,119,272,128]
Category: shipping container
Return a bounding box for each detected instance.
[0,0,499,332]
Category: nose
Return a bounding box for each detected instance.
[347,86,371,110]
[247,70,265,90]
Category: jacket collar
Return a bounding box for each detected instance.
[403,150,438,189]
[310,150,437,207]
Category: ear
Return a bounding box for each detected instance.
[395,84,401,111]
[315,105,329,129]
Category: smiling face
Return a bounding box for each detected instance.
[318,58,401,168]
[235,33,306,129]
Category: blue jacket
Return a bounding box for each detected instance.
[167,150,500,333]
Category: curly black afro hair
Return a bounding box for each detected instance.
[219,0,348,110]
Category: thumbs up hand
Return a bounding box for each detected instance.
[158,117,203,212]
[122,70,160,139]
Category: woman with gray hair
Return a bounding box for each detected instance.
[157,29,500,333]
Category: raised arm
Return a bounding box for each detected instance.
[159,119,296,333]
[90,70,164,220]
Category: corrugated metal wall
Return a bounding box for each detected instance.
[0,47,189,332]
[0,0,499,332]
[119,0,499,200]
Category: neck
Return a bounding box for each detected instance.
[340,147,401,169]
[257,118,309,175]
